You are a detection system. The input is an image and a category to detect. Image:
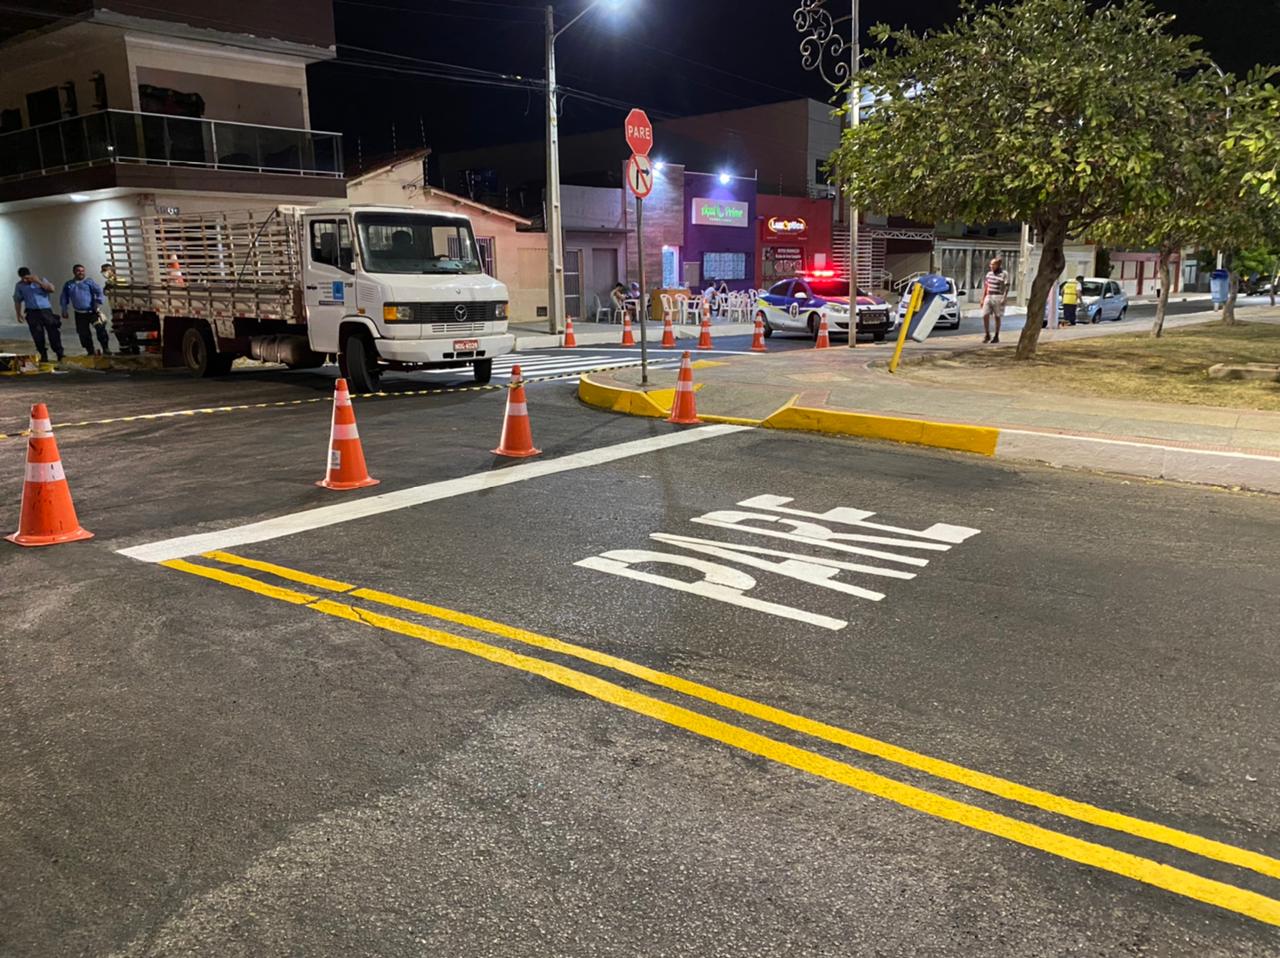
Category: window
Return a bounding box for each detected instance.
[0,109,21,134]
[1107,281,1121,296]
[309,219,353,272]
[25,87,61,126]
[768,281,793,297]
[702,251,746,281]
[476,236,496,277]
[355,212,482,275]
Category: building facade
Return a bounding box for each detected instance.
[0,1,344,292]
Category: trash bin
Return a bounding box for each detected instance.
[907,273,952,342]
[1210,269,1231,305]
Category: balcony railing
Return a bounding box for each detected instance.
[0,110,343,183]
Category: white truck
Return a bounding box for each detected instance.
[103,203,514,392]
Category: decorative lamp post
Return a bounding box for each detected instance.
[795,0,860,347]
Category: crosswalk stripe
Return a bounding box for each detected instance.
[418,354,678,381]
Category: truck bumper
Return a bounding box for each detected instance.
[374,333,515,365]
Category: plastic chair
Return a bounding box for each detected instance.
[594,294,614,324]
[682,296,703,325]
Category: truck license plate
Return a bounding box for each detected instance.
[453,338,479,351]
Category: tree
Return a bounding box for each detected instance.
[828,0,1213,359]
[1089,70,1226,337]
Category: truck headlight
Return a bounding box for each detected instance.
[495,302,508,320]
[382,305,411,322]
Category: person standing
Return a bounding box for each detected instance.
[980,257,1009,344]
[60,263,110,356]
[13,267,64,363]
[1061,275,1081,326]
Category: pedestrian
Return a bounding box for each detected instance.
[980,257,1009,344]
[702,277,719,316]
[13,267,64,363]
[60,263,111,356]
[1061,274,1081,326]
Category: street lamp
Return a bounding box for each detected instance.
[545,0,626,334]
[795,0,860,347]
[718,172,732,185]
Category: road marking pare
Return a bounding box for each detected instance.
[575,494,980,631]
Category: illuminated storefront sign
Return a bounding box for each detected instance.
[765,216,808,239]
[691,198,749,227]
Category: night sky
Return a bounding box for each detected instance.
[307,0,1279,162]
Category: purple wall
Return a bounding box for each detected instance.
[682,171,757,292]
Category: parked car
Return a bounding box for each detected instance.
[1054,277,1129,325]
[755,273,893,341]
[892,276,963,331]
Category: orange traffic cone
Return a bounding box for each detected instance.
[661,314,675,349]
[750,317,767,352]
[814,315,831,349]
[667,351,701,425]
[317,378,379,490]
[493,365,541,458]
[563,318,577,348]
[6,403,93,547]
[620,313,636,347]
[697,318,714,350]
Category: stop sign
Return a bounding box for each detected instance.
[624,108,653,156]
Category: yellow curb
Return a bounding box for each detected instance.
[699,414,763,426]
[579,373,995,455]
[578,373,670,417]
[761,403,999,456]
[691,359,728,369]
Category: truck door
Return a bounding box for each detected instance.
[303,215,357,352]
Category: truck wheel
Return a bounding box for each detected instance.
[182,324,232,377]
[473,358,493,384]
[873,331,887,342]
[340,329,381,393]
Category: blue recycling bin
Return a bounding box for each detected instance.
[1210,269,1230,305]
[907,273,952,342]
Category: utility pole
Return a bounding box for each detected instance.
[846,0,859,348]
[544,4,566,335]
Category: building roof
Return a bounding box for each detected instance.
[348,149,532,227]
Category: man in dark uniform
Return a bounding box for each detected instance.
[13,267,64,363]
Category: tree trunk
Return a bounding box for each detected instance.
[1151,250,1171,338]
[1014,217,1067,360]
[1222,250,1238,326]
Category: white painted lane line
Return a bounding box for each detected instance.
[117,425,751,563]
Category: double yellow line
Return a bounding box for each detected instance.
[162,550,1280,927]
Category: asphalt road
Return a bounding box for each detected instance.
[2,370,1279,956]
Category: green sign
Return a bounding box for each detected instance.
[691,198,749,228]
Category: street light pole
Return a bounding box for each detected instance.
[795,1,860,346]
[545,4,566,335]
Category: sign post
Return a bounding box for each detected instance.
[624,109,654,385]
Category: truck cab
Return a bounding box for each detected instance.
[301,205,513,391]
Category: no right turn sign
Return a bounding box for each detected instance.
[626,154,653,199]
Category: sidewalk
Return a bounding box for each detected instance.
[510,318,753,350]
[578,307,1280,495]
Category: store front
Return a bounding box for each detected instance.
[682,171,757,291]
[756,195,833,287]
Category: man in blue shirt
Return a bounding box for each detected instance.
[60,263,110,356]
[13,267,64,363]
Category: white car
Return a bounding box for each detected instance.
[893,276,962,330]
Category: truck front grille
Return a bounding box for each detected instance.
[391,302,501,324]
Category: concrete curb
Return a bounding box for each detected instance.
[577,372,1280,494]
[514,323,755,351]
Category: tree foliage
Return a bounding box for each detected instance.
[829,0,1214,358]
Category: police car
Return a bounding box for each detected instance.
[755,271,893,341]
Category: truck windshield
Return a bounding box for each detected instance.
[355,212,482,275]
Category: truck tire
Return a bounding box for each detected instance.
[182,324,232,377]
[473,358,493,384]
[340,328,381,393]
